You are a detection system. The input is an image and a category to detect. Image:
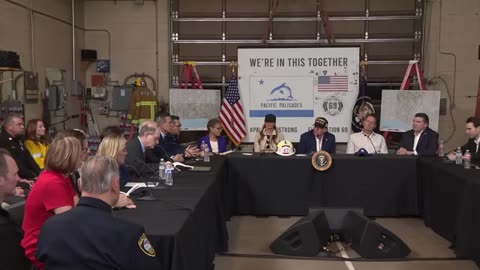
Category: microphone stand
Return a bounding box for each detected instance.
[49,115,80,130]
[364,132,378,155]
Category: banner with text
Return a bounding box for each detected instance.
[238,47,360,142]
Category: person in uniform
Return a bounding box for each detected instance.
[36,156,161,270]
[24,119,49,170]
[0,114,40,180]
[0,148,31,270]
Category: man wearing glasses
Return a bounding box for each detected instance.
[125,120,164,176]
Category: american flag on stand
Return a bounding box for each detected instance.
[318,74,348,91]
[219,76,246,145]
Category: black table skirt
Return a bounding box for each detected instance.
[419,158,480,265]
[227,153,419,217]
[115,158,228,270]
[110,154,480,270]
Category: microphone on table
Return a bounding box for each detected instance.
[122,164,158,201]
[363,133,378,154]
[124,165,191,212]
[355,148,370,157]
[154,144,174,162]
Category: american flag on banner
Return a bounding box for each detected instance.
[219,76,246,145]
[318,75,348,91]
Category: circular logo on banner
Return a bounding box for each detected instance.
[323,96,344,116]
[312,151,333,171]
[352,97,375,132]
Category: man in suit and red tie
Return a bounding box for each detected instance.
[298,117,336,154]
[397,113,439,156]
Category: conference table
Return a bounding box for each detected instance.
[112,153,480,270]
[419,158,480,263]
[226,153,419,217]
[115,158,228,270]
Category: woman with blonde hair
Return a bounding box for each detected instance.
[21,136,83,270]
[96,134,129,187]
[24,119,49,169]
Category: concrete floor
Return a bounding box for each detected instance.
[214,216,479,270]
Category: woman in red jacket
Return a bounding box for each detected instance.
[21,136,82,270]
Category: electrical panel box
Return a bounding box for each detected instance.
[111,86,133,111]
[46,86,59,111]
[91,87,107,99]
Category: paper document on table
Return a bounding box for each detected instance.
[173,162,194,169]
[125,182,147,188]
[219,150,234,156]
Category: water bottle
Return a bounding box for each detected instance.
[204,146,210,162]
[455,147,463,165]
[464,150,472,169]
[438,140,444,157]
[200,141,207,152]
[164,161,173,186]
[158,159,166,180]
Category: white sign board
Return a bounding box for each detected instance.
[169,88,221,131]
[238,47,360,142]
[380,90,441,132]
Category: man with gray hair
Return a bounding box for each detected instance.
[36,156,161,270]
[125,120,166,176]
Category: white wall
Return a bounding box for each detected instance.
[424,0,480,150]
[0,0,85,129]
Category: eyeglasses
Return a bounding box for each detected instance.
[148,133,160,141]
[213,126,223,130]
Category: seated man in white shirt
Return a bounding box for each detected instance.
[346,114,388,154]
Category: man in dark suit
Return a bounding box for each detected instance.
[151,113,184,163]
[297,117,336,154]
[125,120,165,176]
[0,148,31,270]
[447,116,480,162]
[397,113,438,156]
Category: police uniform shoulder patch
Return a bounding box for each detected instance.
[137,233,156,257]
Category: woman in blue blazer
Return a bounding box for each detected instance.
[198,118,228,154]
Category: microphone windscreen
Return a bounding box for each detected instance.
[355,148,369,156]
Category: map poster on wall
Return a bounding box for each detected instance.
[380,90,441,132]
[169,88,221,131]
[238,47,360,142]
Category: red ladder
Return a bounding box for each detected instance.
[384,60,426,142]
[179,61,203,89]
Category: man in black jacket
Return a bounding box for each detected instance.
[447,116,480,162]
[0,148,31,270]
[0,114,40,179]
[397,113,439,156]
